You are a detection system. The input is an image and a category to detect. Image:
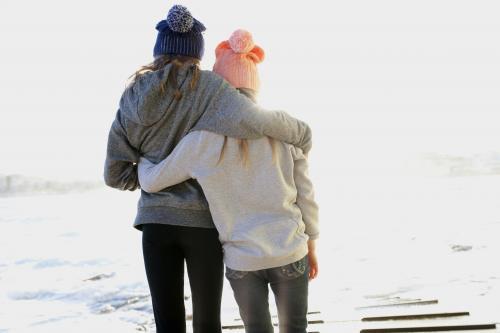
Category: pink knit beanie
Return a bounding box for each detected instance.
[213,29,265,92]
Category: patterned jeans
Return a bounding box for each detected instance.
[225,256,309,333]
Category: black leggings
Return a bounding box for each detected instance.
[142,223,224,333]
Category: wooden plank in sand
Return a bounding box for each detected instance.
[360,323,497,333]
[357,300,439,310]
[362,312,470,322]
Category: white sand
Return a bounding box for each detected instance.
[1,174,499,332]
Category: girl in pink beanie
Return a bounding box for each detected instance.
[209,32,318,333]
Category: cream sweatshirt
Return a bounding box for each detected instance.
[138,131,319,271]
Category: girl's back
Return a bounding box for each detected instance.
[138,130,319,271]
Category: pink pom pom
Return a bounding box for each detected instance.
[228,29,255,54]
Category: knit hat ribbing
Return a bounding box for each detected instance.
[153,5,206,59]
[213,29,265,92]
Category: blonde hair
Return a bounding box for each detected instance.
[218,136,277,167]
[217,88,276,166]
[130,55,200,100]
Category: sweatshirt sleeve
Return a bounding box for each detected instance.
[193,80,313,154]
[137,133,200,193]
[292,148,319,240]
[103,110,140,191]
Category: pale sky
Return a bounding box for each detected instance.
[1,0,499,181]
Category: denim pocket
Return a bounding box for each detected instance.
[279,256,308,279]
[225,267,249,280]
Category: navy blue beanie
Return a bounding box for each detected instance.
[153,5,206,60]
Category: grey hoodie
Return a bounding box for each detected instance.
[104,64,312,230]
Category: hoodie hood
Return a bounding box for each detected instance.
[119,64,193,126]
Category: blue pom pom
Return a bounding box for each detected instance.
[166,5,194,33]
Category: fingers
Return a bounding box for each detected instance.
[308,263,318,280]
[312,266,318,279]
[307,251,319,280]
[308,268,317,280]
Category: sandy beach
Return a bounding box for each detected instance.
[1,172,499,332]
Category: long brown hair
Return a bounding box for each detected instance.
[130,55,201,100]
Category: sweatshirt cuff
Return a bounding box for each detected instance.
[307,233,319,240]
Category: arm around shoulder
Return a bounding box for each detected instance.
[193,77,313,153]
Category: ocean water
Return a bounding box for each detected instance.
[1,172,499,332]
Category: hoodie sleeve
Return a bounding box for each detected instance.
[103,110,140,191]
[292,147,319,240]
[193,79,313,154]
[137,133,202,193]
